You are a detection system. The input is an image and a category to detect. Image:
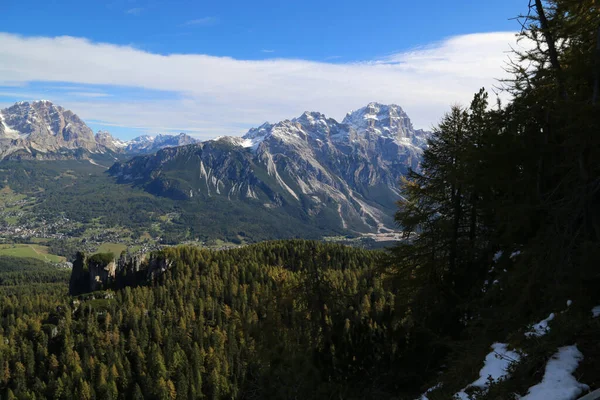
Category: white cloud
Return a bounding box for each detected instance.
[125,7,144,16]
[66,91,111,98]
[181,17,219,27]
[261,49,275,53]
[0,31,523,140]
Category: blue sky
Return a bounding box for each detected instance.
[1,0,529,140]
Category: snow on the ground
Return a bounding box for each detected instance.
[566,300,572,307]
[519,345,588,400]
[417,383,442,400]
[454,343,521,399]
[493,251,503,262]
[88,159,106,168]
[510,251,521,259]
[525,313,555,338]
[592,305,600,318]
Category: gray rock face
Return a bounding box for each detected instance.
[69,251,171,295]
[0,100,100,159]
[110,103,430,234]
[95,130,127,152]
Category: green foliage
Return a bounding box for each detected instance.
[87,252,115,266]
[0,256,70,286]
[384,0,600,396]
[0,240,431,399]
[0,159,347,244]
[1,2,600,399]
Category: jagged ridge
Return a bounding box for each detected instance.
[109,104,430,234]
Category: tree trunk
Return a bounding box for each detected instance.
[534,0,568,100]
[592,24,600,105]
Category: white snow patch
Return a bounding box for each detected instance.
[510,251,521,259]
[337,203,347,229]
[493,251,503,262]
[519,345,588,400]
[592,305,600,318]
[88,159,107,168]
[0,113,26,139]
[111,138,128,148]
[454,343,521,399]
[417,383,442,400]
[241,136,265,150]
[566,300,572,308]
[525,313,555,338]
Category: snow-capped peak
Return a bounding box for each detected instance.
[95,130,127,149]
[293,111,328,126]
[342,102,414,140]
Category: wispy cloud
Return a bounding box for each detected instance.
[66,91,111,98]
[261,49,275,53]
[0,31,524,139]
[180,17,219,27]
[125,7,144,16]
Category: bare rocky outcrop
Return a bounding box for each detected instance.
[69,251,170,295]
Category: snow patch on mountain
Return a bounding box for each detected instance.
[0,112,25,139]
[343,102,412,139]
[454,343,521,400]
[520,346,588,400]
[525,313,555,338]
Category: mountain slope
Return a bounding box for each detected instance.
[109,103,429,235]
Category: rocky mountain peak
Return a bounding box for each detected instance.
[0,100,208,159]
[95,130,114,142]
[95,130,127,151]
[0,100,98,158]
[155,132,197,146]
[237,103,424,152]
[343,102,414,141]
[293,111,327,125]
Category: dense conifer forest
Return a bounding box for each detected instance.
[1,1,599,399]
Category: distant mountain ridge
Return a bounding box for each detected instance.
[0,100,199,160]
[110,102,430,234]
[0,99,431,235]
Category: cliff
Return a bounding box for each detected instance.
[69,251,172,295]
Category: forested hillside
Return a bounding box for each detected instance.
[383,0,600,397]
[0,241,418,399]
[0,1,599,400]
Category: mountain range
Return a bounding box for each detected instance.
[110,103,430,234]
[0,100,199,159]
[1,99,430,236]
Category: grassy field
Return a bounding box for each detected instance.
[0,244,66,263]
[28,237,52,244]
[95,242,127,256]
